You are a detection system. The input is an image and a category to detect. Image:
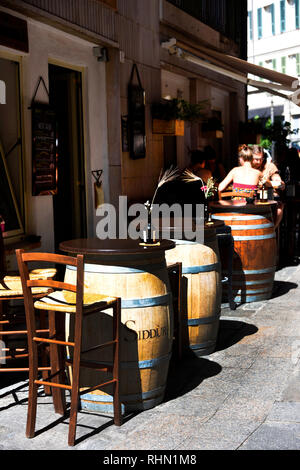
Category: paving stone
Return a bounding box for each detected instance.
[281,368,300,402]
[240,422,300,450]
[0,263,299,450]
[109,414,206,450]
[212,396,274,422]
[266,402,300,423]
[175,418,259,450]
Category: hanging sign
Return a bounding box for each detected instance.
[31,77,57,196]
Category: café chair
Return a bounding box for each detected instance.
[16,249,122,447]
[167,263,183,360]
[0,232,56,377]
[220,191,255,199]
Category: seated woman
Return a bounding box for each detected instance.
[218,145,262,200]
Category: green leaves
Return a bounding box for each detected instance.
[151,98,207,123]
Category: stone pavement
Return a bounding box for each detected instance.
[0,262,300,451]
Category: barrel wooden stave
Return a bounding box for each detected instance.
[165,242,221,356]
[212,210,276,302]
[65,255,173,412]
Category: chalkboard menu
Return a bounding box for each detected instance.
[32,103,57,196]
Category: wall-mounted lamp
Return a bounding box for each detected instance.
[0,80,6,104]
[93,46,109,62]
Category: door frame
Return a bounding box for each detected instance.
[48,57,89,236]
[0,50,26,239]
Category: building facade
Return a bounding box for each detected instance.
[247,0,300,147]
[0,0,247,266]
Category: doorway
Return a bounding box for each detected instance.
[49,64,87,252]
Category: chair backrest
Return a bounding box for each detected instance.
[220,191,254,199]
[15,250,84,313]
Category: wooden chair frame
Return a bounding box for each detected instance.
[16,249,122,447]
[167,262,182,360]
[0,233,51,382]
[220,191,255,199]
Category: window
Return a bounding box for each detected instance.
[280,0,286,33]
[270,4,275,35]
[272,58,277,70]
[281,56,286,73]
[248,11,253,39]
[296,0,300,29]
[257,8,263,38]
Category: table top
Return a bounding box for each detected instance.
[59,238,176,256]
[210,200,277,214]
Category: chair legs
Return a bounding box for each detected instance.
[48,311,66,415]
[26,339,39,439]
[112,298,122,427]
[24,303,123,446]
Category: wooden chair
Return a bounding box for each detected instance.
[167,263,183,360]
[16,249,122,447]
[220,191,255,199]
[0,231,56,378]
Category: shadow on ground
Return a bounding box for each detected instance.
[271,280,298,299]
[164,319,259,403]
[164,354,222,402]
[215,319,258,353]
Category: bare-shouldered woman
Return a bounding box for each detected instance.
[218,145,262,199]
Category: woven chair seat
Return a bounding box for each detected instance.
[0,268,57,297]
[34,290,117,313]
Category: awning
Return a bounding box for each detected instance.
[0,80,5,104]
[161,38,300,105]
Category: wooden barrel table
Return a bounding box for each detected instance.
[210,201,277,303]
[59,238,175,413]
[164,240,221,357]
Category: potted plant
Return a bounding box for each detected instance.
[151,98,206,136]
[182,170,218,221]
[202,116,224,139]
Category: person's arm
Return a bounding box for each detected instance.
[218,169,235,197]
[270,172,285,190]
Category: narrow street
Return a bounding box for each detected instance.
[1,262,299,451]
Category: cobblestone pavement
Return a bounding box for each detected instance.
[0,262,300,451]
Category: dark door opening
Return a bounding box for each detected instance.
[49,64,87,252]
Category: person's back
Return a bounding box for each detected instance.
[232,164,261,186]
[218,145,262,198]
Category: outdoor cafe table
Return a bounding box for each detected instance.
[59,238,175,413]
[209,200,278,304]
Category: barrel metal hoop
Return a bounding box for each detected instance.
[188,314,221,326]
[84,352,172,370]
[231,278,274,286]
[121,293,171,309]
[231,267,276,275]
[233,294,271,302]
[66,262,165,274]
[170,239,199,245]
[229,223,274,230]
[212,214,267,221]
[81,385,166,403]
[233,233,276,241]
[190,340,216,350]
[231,287,272,294]
[182,262,220,274]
